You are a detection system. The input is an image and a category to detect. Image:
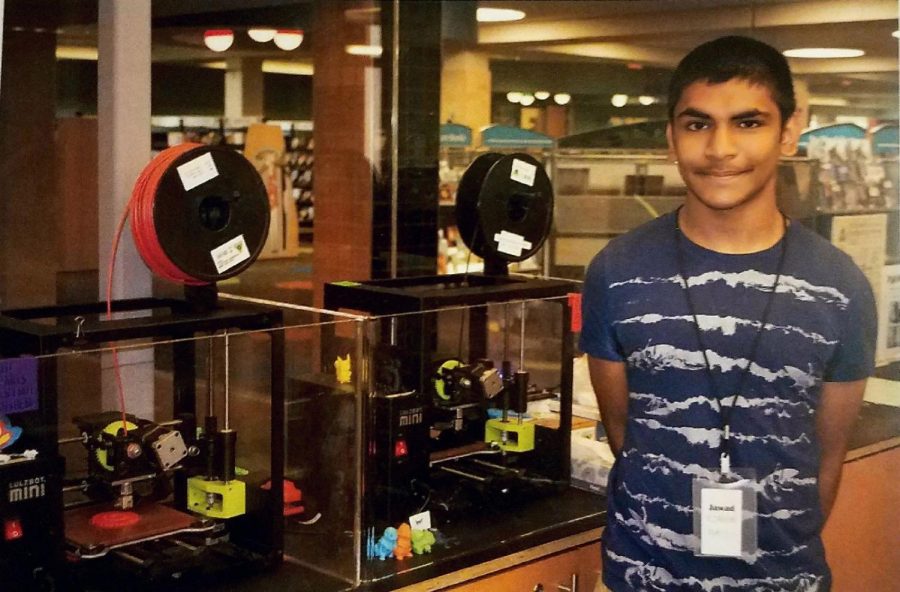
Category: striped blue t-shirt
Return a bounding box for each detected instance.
[580,211,877,592]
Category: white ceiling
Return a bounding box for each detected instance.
[478,0,898,111]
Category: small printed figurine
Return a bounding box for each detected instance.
[374,527,398,560]
[393,523,413,560]
[334,355,352,384]
[411,528,436,554]
[0,415,23,451]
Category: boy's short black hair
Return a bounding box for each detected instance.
[667,35,796,125]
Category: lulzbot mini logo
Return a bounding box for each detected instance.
[8,476,46,503]
[398,407,424,427]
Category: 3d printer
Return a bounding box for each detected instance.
[324,152,577,528]
[0,144,285,590]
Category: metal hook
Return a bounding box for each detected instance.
[74,316,86,340]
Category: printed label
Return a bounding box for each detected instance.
[510,158,537,187]
[177,152,219,191]
[8,476,47,503]
[700,487,743,556]
[494,230,533,257]
[0,358,38,415]
[210,234,251,274]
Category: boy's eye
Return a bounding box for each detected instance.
[738,119,763,129]
[685,120,709,131]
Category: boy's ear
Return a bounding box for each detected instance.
[666,122,677,162]
[780,110,801,157]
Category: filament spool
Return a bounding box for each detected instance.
[455,152,553,264]
[130,144,269,284]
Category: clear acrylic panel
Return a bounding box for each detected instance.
[0,299,365,588]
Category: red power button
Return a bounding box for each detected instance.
[5,518,24,541]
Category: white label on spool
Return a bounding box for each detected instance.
[510,158,537,187]
[177,152,219,191]
[494,230,532,257]
[210,235,251,274]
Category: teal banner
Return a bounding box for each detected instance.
[440,123,472,147]
[481,125,554,148]
[873,124,899,154]
[799,123,865,150]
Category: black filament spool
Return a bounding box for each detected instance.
[455,152,553,264]
[152,145,269,283]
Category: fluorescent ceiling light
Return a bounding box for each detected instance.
[204,29,234,52]
[808,96,849,107]
[56,46,98,61]
[262,60,314,76]
[534,91,550,101]
[273,29,304,51]
[346,44,383,57]
[519,94,535,106]
[638,95,656,106]
[248,28,276,43]
[611,94,628,108]
[476,8,525,23]
[553,93,571,106]
[783,48,864,59]
[506,91,523,103]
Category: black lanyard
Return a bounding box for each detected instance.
[674,210,789,467]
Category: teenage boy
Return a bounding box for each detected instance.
[581,36,876,591]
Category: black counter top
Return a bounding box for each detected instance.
[360,486,604,591]
[198,486,605,592]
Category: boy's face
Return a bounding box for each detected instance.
[666,78,799,214]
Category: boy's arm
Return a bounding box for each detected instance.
[588,356,629,457]
[816,378,866,523]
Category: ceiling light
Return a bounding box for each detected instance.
[553,93,571,106]
[248,28,276,43]
[203,29,234,53]
[783,48,865,59]
[56,46,99,61]
[476,8,526,23]
[808,97,849,107]
[273,29,304,51]
[534,91,550,101]
[263,60,314,76]
[346,44,383,57]
[519,94,536,106]
[506,91,523,103]
[611,94,628,108]
[638,95,656,106]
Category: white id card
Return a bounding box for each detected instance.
[692,469,758,558]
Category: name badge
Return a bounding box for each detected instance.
[699,487,743,556]
[692,468,758,558]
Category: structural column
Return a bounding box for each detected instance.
[0,26,57,308]
[225,57,264,120]
[441,50,491,142]
[97,0,154,417]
